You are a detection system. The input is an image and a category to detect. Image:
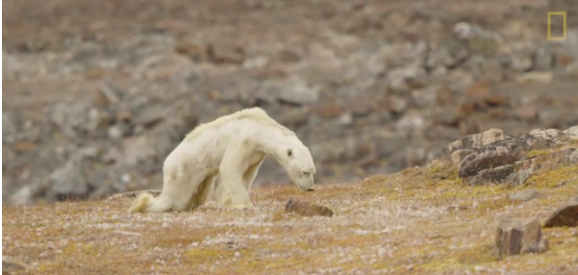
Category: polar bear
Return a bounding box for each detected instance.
[128,107,316,213]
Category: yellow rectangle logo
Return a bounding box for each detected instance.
[547,11,567,41]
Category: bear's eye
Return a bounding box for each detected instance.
[302,171,310,176]
[287,149,293,157]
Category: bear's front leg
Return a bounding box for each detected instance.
[217,145,254,209]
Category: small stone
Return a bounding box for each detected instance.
[381,96,409,115]
[515,72,553,84]
[349,97,374,118]
[514,104,538,121]
[509,189,542,202]
[431,110,459,127]
[276,78,320,106]
[279,108,310,128]
[396,111,424,132]
[495,218,549,258]
[510,54,533,72]
[315,103,344,119]
[97,82,122,107]
[465,80,490,100]
[339,113,353,126]
[207,42,245,65]
[274,49,301,63]
[174,40,206,62]
[108,126,124,139]
[284,199,333,217]
[556,54,575,69]
[544,202,578,228]
[134,104,169,129]
[435,85,454,105]
[533,46,554,71]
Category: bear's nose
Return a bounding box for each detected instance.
[307,188,314,192]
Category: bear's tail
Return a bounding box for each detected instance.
[128,193,174,213]
[128,193,155,213]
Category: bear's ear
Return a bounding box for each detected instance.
[286,148,293,157]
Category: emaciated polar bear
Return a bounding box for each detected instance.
[128,107,316,213]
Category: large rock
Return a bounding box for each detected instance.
[544,202,578,228]
[443,128,514,155]
[444,126,578,183]
[495,218,549,259]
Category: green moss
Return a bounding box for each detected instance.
[524,165,578,188]
[526,149,552,158]
[417,244,496,272]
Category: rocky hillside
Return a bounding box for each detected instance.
[3,0,578,204]
[3,126,578,274]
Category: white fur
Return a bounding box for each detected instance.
[128,107,316,213]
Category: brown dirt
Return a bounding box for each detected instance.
[3,163,578,274]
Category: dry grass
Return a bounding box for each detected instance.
[3,164,578,275]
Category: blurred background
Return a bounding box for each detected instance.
[3,0,578,205]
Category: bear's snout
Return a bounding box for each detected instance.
[307,188,314,192]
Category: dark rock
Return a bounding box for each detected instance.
[284,199,334,217]
[2,259,26,273]
[458,141,524,178]
[273,49,301,63]
[207,42,245,65]
[174,40,206,62]
[467,164,515,185]
[544,202,578,228]
[495,218,549,259]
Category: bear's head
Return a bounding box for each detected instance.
[280,143,316,192]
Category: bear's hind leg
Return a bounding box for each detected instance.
[188,175,216,210]
[162,172,205,212]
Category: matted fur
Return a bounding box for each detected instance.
[184,107,294,141]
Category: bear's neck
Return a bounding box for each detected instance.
[252,127,293,162]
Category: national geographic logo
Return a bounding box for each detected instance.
[547,11,567,41]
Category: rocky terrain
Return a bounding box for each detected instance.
[3,0,578,204]
[3,125,578,274]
